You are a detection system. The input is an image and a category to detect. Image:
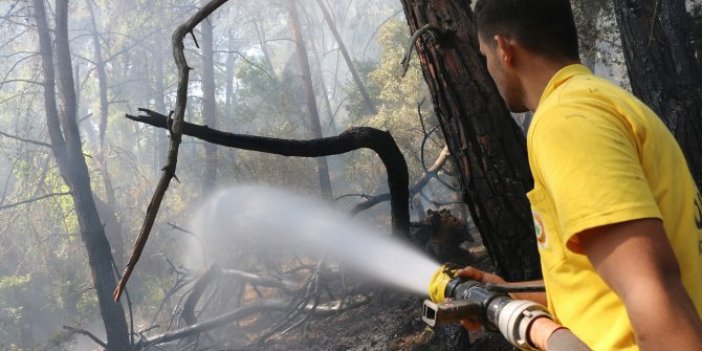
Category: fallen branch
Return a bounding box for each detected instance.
[126,108,410,237]
[114,0,229,301]
[0,130,51,148]
[136,296,369,349]
[221,268,300,292]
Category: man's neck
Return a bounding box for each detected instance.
[518,57,581,112]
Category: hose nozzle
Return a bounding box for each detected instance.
[428,264,460,303]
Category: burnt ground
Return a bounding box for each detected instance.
[169,210,516,351]
[231,242,515,351]
[257,287,514,351]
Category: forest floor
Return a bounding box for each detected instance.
[247,241,514,351]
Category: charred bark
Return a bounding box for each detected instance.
[126,109,410,237]
[398,1,540,281]
[614,0,702,188]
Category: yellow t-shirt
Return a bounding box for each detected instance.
[527,64,702,350]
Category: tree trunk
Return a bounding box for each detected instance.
[315,0,377,115]
[398,1,540,281]
[201,0,218,191]
[33,0,130,348]
[85,0,109,147]
[85,0,124,267]
[571,0,604,70]
[287,0,333,198]
[614,0,702,188]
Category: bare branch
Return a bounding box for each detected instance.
[126,109,410,237]
[0,130,51,148]
[0,192,71,211]
[401,24,444,77]
[114,0,230,302]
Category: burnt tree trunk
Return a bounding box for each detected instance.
[399,1,540,281]
[288,0,333,198]
[201,0,218,191]
[614,0,702,188]
[33,0,129,348]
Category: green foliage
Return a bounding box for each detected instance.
[0,274,31,348]
[344,19,443,193]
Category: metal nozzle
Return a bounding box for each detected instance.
[421,298,483,327]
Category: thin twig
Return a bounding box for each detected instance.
[0,130,51,148]
[0,191,71,210]
[400,23,442,77]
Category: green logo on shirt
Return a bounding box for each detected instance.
[695,192,702,229]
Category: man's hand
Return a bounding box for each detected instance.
[455,267,507,330]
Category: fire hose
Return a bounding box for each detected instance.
[422,265,591,350]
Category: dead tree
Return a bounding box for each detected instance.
[614,0,702,188]
[33,0,129,348]
[398,1,540,281]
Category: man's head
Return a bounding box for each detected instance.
[474,0,580,112]
[474,0,580,61]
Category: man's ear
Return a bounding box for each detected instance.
[494,35,515,66]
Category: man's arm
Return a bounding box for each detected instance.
[579,218,702,351]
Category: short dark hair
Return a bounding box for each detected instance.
[474,0,580,61]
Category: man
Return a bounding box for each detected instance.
[460,0,702,350]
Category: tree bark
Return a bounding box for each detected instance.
[398,1,540,281]
[571,0,605,70]
[287,0,333,198]
[201,0,218,191]
[614,0,702,188]
[33,0,129,349]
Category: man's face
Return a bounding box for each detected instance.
[478,32,528,113]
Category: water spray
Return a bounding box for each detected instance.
[422,265,590,351]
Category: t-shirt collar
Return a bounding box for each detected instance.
[537,64,592,109]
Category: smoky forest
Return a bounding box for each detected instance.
[1,0,702,350]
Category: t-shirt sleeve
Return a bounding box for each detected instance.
[530,104,662,253]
